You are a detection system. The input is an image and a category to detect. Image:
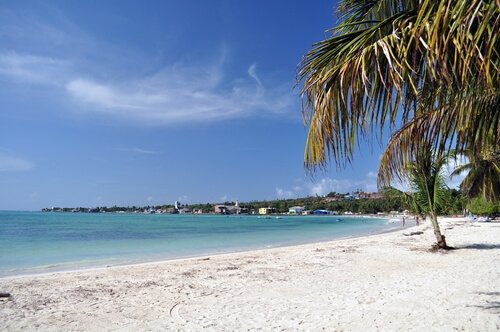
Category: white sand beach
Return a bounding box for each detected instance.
[1,217,499,331]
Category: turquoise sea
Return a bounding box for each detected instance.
[0,211,400,277]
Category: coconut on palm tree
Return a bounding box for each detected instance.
[298,0,499,248]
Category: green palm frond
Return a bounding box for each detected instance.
[298,0,499,173]
[450,164,471,178]
[452,144,500,201]
[377,89,499,186]
[406,148,449,215]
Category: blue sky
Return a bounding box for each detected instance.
[0,1,412,210]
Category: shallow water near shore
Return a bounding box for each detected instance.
[0,211,402,277]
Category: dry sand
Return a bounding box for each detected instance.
[1,217,499,331]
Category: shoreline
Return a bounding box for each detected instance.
[2,216,498,330]
[0,214,406,279]
[1,218,411,280]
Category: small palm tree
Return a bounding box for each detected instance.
[407,149,449,249]
[383,148,450,249]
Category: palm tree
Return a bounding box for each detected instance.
[406,149,450,248]
[382,148,450,248]
[451,145,500,202]
[298,0,498,248]
[298,0,499,191]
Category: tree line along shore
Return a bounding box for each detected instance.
[41,188,498,216]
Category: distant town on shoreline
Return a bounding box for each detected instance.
[42,190,412,216]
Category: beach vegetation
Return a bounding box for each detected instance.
[298,0,499,175]
[451,146,500,203]
[406,148,450,248]
[442,189,466,216]
[467,197,500,216]
[382,148,453,248]
[43,190,468,216]
[298,0,499,248]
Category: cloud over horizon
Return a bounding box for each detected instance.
[276,174,379,199]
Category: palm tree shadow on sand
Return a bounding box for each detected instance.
[456,244,500,250]
[470,292,500,314]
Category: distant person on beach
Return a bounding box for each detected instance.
[416,216,419,226]
[402,217,406,227]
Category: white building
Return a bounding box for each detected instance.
[288,206,305,215]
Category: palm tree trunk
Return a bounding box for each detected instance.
[429,213,448,249]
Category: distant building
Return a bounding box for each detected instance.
[313,209,329,215]
[358,192,384,199]
[214,205,228,214]
[258,207,276,215]
[288,206,305,215]
[323,191,383,202]
[227,205,248,214]
[214,203,248,215]
[174,200,191,214]
[166,207,177,214]
[324,196,343,202]
[178,207,191,214]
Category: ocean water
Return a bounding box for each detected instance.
[0,211,401,277]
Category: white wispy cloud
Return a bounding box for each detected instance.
[0,51,295,125]
[65,62,293,124]
[276,187,295,199]
[1,3,297,125]
[0,4,122,67]
[0,52,69,85]
[247,63,263,89]
[0,154,33,172]
[121,147,161,155]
